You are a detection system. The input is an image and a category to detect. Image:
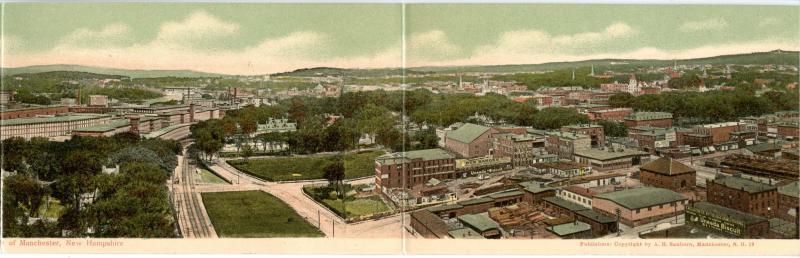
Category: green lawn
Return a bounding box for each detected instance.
[202,191,324,238]
[36,197,65,219]
[321,195,390,218]
[197,168,229,184]
[227,151,383,181]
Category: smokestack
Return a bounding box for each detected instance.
[128,116,141,135]
[189,103,195,122]
[76,87,81,105]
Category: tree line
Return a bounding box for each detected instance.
[2,134,181,237]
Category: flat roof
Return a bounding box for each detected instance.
[625,111,673,121]
[573,148,648,161]
[427,204,463,213]
[519,181,554,194]
[691,202,767,225]
[376,148,455,165]
[458,197,494,206]
[595,187,686,210]
[778,181,799,197]
[1,114,110,126]
[548,221,591,236]
[448,228,485,239]
[575,209,616,223]
[72,119,130,132]
[488,190,524,199]
[543,196,588,212]
[769,218,797,237]
[710,175,777,194]
[457,213,501,232]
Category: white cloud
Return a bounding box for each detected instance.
[7,11,401,75]
[679,18,728,32]
[152,10,239,49]
[408,22,637,66]
[758,17,780,27]
[57,24,133,48]
[408,30,461,61]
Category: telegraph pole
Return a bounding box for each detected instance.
[615,208,622,237]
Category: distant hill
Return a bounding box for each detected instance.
[2,64,225,78]
[410,50,799,74]
[275,50,799,75]
[272,66,431,77]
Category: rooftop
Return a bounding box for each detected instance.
[595,187,686,210]
[448,228,485,239]
[458,197,494,206]
[446,123,491,143]
[1,113,110,126]
[573,148,648,161]
[548,221,591,236]
[488,190,524,199]
[457,213,501,232]
[543,196,588,212]
[710,175,777,194]
[625,112,673,121]
[519,181,553,194]
[778,181,798,197]
[376,148,455,165]
[546,131,589,140]
[411,210,449,238]
[72,119,130,133]
[769,218,797,238]
[640,157,695,175]
[690,202,767,226]
[574,209,616,223]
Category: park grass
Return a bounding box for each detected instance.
[227,150,383,182]
[197,168,229,184]
[202,191,324,238]
[321,195,390,218]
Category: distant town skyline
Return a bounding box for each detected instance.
[3,4,798,75]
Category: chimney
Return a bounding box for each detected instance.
[189,103,195,123]
[128,116,141,135]
[76,87,81,105]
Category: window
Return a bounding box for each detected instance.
[636,209,640,214]
[648,207,652,211]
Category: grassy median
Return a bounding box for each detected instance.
[202,191,324,238]
[227,150,383,181]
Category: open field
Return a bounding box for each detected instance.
[227,151,383,181]
[197,168,229,184]
[321,195,391,218]
[201,191,324,238]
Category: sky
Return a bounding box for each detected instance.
[2,3,798,75]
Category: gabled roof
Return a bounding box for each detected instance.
[640,157,695,175]
[410,210,449,238]
[446,123,491,143]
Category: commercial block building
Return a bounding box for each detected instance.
[588,108,633,121]
[374,148,456,192]
[624,112,673,128]
[686,201,770,238]
[639,157,696,191]
[545,131,591,160]
[707,175,778,218]
[493,133,543,167]
[1,114,112,140]
[593,187,688,227]
[444,123,498,158]
[573,148,649,171]
[561,124,605,147]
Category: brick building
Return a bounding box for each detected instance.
[545,131,591,160]
[0,105,70,120]
[573,148,649,171]
[707,175,778,218]
[776,181,798,223]
[561,124,605,147]
[592,187,688,227]
[693,122,745,144]
[686,201,770,238]
[444,123,498,158]
[639,157,696,191]
[374,148,456,192]
[493,133,543,167]
[624,112,673,128]
[588,108,633,121]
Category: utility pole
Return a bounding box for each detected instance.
[332,220,335,238]
[615,208,621,237]
[318,210,321,228]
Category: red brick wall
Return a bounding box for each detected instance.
[624,118,673,128]
[1,106,69,119]
[640,170,696,191]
